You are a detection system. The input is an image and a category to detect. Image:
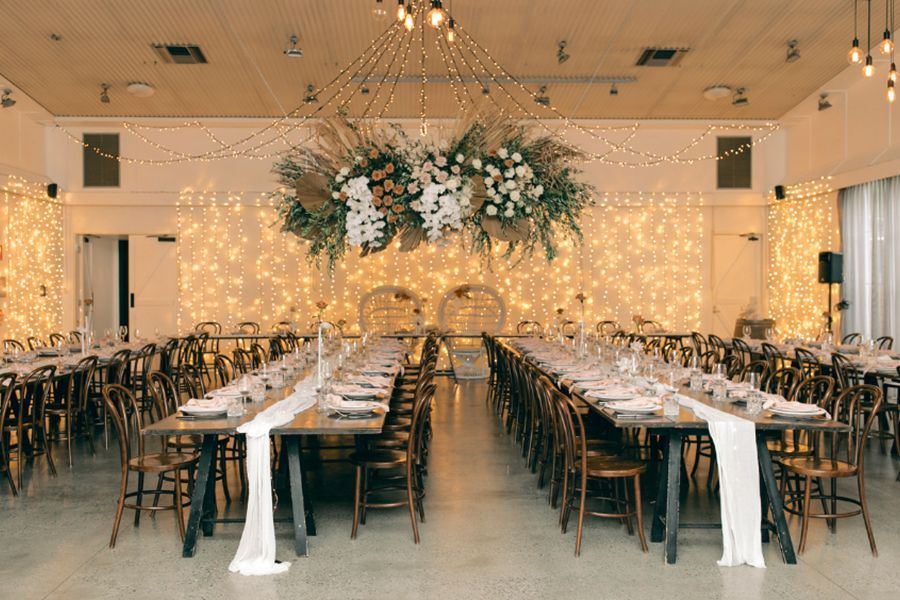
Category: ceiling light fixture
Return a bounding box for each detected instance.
[126,81,155,97]
[557,40,570,64]
[404,4,414,31]
[864,0,875,76]
[373,0,387,18]
[1,89,15,108]
[610,83,619,96]
[396,0,406,21]
[427,0,446,29]
[889,78,896,102]
[446,18,456,43]
[481,85,490,95]
[882,0,895,53]
[49,33,62,42]
[818,93,833,110]
[304,84,318,103]
[99,83,110,104]
[786,39,801,63]
[732,87,749,107]
[849,0,864,63]
[703,84,732,100]
[534,85,550,106]
[284,34,303,58]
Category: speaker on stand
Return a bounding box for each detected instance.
[818,252,843,334]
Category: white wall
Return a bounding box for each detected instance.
[44,119,773,336]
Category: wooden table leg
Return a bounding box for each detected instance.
[285,436,309,557]
[664,431,684,564]
[182,434,217,557]
[756,434,797,564]
[650,432,670,543]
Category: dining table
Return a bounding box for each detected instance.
[503,339,849,565]
[142,368,391,559]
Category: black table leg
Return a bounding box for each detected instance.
[200,439,218,537]
[759,452,771,544]
[182,434,217,557]
[650,432,670,543]
[664,431,684,564]
[756,434,797,564]
[285,436,309,557]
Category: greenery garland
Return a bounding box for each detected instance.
[275,113,593,270]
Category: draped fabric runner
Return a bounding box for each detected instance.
[228,377,317,576]
[677,394,766,569]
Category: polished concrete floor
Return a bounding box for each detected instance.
[1,380,898,600]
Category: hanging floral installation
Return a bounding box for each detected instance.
[275,111,593,270]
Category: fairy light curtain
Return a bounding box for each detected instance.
[767,178,839,340]
[0,175,64,340]
[176,190,704,333]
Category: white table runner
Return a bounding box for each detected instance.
[677,394,766,568]
[228,377,317,576]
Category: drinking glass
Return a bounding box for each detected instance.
[742,325,752,339]
[712,378,728,400]
[745,392,764,415]
[238,374,252,397]
[689,369,703,391]
[714,362,726,379]
[250,380,266,403]
[227,396,245,417]
[663,394,680,418]
[748,372,760,390]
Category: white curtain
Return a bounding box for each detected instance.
[839,175,900,341]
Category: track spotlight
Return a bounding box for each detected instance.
[817,93,833,111]
[786,39,801,63]
[732,87,749,107]
[99,83,110,104]
[1,89,15,108]
[557,41,570,64]
[284,34,303,58]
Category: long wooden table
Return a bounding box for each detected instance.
[143,373,388,558]
[505,341,849,565]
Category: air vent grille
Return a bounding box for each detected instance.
[635,48,689,67]
[152,43,208,64]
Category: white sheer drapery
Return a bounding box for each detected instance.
[839,175,900,341]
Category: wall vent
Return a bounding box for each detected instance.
[716,136,752,189]
[635,48,689,67]
[152,43,208,64]
[83,133,120,188]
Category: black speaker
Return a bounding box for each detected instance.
[818,251,843,284]
[46,183,58,199]
[774,185,786,200]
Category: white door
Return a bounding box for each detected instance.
[128,235,177,336]
[711,235,762,337]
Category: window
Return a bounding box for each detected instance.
[83,133,120,187]
[716,136,752,189]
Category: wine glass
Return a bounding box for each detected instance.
[742,325,752,339]
[118,325,128,343]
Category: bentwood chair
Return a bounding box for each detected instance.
[794,347,822,378]
[707,334,729,362]
[516,320,543,336]
[48,333,67,347]
[876,336,894,350]
[596,320,620,336]
[779,384,882,555]
[236,321,260,334]
[43,355,99,467]
[26,336,45,351]
[3,339,25,353]
[765,367,802,399]
[5,365,58,488]
[739,360,769,385]
[730,337,753,372]
[552,384,647,555]
[841,333,862,345]
[103,384,198,547]
[761,342,787,374]
[213,354,236,388]
[0,372,19,494]
[232,348,254,374]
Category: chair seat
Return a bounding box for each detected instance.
[129,452,198,473]
[580,455,646,478]
[767,439,812,456]
[350,449,407,469]
[779,456,858,478]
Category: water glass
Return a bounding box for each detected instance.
[250,380,266,403]
[689,369,703,391]
[238,374,252,397]
[226,396,244,417]
[714,362,727,379]
[748,372,760,390]
[745,392,764,415]
[712,378,728,400]
[270,370,285,389]
[663,394,680,418]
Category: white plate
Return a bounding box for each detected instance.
[590,391,639,401]
[606,403,659,414]
[179,405,228,416]
[769,407,826,418]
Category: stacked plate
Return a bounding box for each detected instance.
[766,401,826,419]
[585,386,641,401]
[605,397,661,414]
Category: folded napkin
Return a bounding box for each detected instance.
[327,395,389,412]
[585,386,641,399]
[763,399,821,413]
[606,397,661,410]
[564,371,606,382]
[184,397,229,409]
[332,384,386,398]
[572,378,622,390]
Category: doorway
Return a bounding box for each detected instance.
[80,235,178,339]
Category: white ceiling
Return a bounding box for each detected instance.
[0,0,874,120]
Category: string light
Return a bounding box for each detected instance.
[176,189,704,333]
[1,175,64,339]
[767,177,837,340]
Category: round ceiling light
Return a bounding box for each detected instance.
[126,82,155,98]
[703,85,732,101]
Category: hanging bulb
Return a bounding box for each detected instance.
[427,1,446,29]
[864,54,875,77]
[396,0,406,21]
[892,62,898,81]
[404,10,414,31]
[889,79,896,102]
[882,32,895,54]
[446,18,456,43]
[849,38,864,63]
[373,0,387,18]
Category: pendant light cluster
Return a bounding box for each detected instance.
[395,0,455,41]
[848,0,896,102]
